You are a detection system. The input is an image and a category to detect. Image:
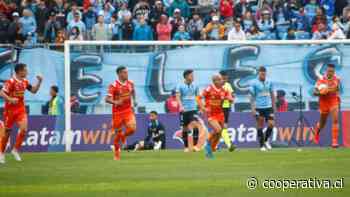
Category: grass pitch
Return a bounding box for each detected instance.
[0,148,349,197]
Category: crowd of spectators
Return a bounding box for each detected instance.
[0,0,349,45]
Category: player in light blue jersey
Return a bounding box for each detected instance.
[249,66,276,151]
[176,69,206,152]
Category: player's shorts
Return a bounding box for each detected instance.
[112,111,135,131]
[256,108,274,121]
[223,108,231,123]
[208,113,225,124]
[3,109,27,129]
[180,110,199,127]
[319,100,339,114]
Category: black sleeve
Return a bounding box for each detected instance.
[26,84,33,91]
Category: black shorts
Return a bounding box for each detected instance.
[223,108,231,123]
[256,108,274,121]
[180,110,199,127]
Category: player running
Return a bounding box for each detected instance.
[198,74,233,158]
[219,70,236,152]
[0,63,43,164]
[176,69,206,152]
[106,66,137,160]
[312,64,341,148]
[249,66,276,151]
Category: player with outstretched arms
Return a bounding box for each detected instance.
[105,66,137,160]
[0,63,42,164]
[249,66,276,151]
[312,64,341,148]
[197,74,233,158]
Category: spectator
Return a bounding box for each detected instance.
[0,13,10,43]
[92,15,111,40]
[165,90,181,113]
[55,29,66,43]
[156,14,172,40]
[52,0,67,27]
[202,15,225,40]
[66,2,82,23]
[242,10,256,32]
[169,9,185,36]
[48,85,64,116]
[132,16,153,40]
[67,12,86,38]
[44,12,61,43]
[8,12,21,44]
[276,90,288,112]
[173,24,191,40]
[312,23,329,39]
[19,9,37,43]
[220,0,234,19]
[223,17,234,39]
[255,1,273,21]
[169,0,190,18]
[258,10,275,36]
[293,7,308,32]
[234,0,252,18]
[150,0,167,28]
[133,0,151,20]
[118,3,132,24]
[328,23,346,39]
[69,26,84,41]
[83,5,97,40]
[283,27,296,40]
[320,0,335,18]
[228,20,246,40]
[246,24,265,40]
[311,7,328,33]
[187,12,204,40]
[100,2,116,24]
[35,0,49,37]
[304,0,318,26]
[120,15,134,40]
[109,15,121,40]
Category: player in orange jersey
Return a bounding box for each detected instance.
[197,74,233,158]
[0,63,42,164]
[313,64,341,148]
[106,66,137,160]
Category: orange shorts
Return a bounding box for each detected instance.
[208,113,225,124]
[3,109,27,129]
[319,100,339,114]
[112,111,135,131]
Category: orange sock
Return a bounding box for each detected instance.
[124,127,135,137]
[0,133,10,153]
[113,133,120,150]
[332,126,339,146]
[14,130,26,151]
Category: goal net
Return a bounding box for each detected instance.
[63,40,350,151]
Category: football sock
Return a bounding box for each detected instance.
[14,130,26,151]
[257,128,264,147]
[221,128,232,148]
[265,127,273,142]
[332,126,339,146]
[0,131,10,153]
[193,128,199,146]
[182,129,189,148]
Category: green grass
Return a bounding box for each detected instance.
[0,148,350,197]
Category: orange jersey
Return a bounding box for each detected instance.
[202,84,230,116]
[316,75,340,106]
[2,77,31,112]
[107,80,135,114]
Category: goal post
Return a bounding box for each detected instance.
[63,40,350,152]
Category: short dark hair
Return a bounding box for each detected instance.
[258,66,266,72]
[116,66,127,74]
[51,85,59,93]
[327,63,335,68]
[14,63,27,73]
[150,111,158,115]
[219,70,228,76]
[183,69,193,78]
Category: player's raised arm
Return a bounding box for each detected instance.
[28,75,43,94]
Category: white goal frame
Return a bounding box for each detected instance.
[64,39,350,152]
